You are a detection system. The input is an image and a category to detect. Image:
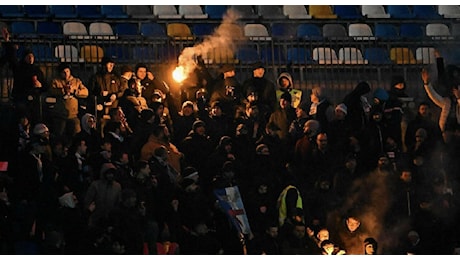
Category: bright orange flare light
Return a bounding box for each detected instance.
[172,66,186,84]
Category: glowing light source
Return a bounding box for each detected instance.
[172,66,186,83]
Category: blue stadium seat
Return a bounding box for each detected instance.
[412,5,443,19]
[287,47,315,64]
[205,5,228,19]
[333,5,363,19]
[296,24,323,41]
[76,5,104,19]
[113,23,139,38]
[31,44,59,63]
[0,5,24,18]
[49,5,78,18]
[140,23,166,38]
[399,23,424,40]
[101,5,129,19]
[11,21,37,38]
[133,46,158,63]
[236,47,260,64]
[36,21,62,38]
[261,46,286,64]
[271,23,297,39]
[192,24,217,37]
[387,5,416,19]
[374,24,399,40]
[104,45,132,63]
[364,47,392,65]
[23,5,49,18]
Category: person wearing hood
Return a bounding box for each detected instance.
[385,75,411,147]
[210,64,243,120]
[2,28,47,124]
[275,72,303,109]
[343,81,372,136]
[73,113,102,156]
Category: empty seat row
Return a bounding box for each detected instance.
[1,5,460,20]
[8,20,460,42]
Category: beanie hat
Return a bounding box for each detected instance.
[140,108,155,122]
[298,101,310,113]
[181,100,194,110]
[57,63,71,72]
[181,178,196,190]
[219,136,232,147]
[33,123,49,135]
[182,166,199,180]
[100,162,117,177]
[220,64,235,73]
[252,61,264,71]
[280,92,292,103]
[391,75,405,87]
[120,65,133,74]
[364,237,377,246]
[335,103,348,115]
[101,56,115,65]
[192,120,206,131]
[373,87,389,102]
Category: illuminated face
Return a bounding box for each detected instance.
[61,68,71,80]
[295,107,306,118]
[346,217,361,232]
[317,229,329,242]
[280,77,290,89]
[365,244,375,255]
[266,226,278,238]
[280,98,289,109]
[316,133,328,151]
[323,243,335,255]
[136,67,147,80]
[253,67,265,78]
[106,62,115,73]
[24,53,34,64]
[418,104,429,117]
[394,82,405,90]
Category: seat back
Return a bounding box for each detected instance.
[348,23,375,40]
[413,5,443,19]
[36,21,62,36]
[140,23,166,38]
[204,5,228,19]
[126,5,154,19]
[399,23,424,40]
[80,45,104,63]
[154,5,182,19]
[113,23,139,37]
[257,5,286,20]
[361,5,390,18]
[287,47,314,64]
[89,22,117,40]
[167,23,194,39]
[50,5,78,18]
[271,23,297,39]
[364,47,392,64]
[179,5,208,19]
[390,47,417,64]
[333,5,362,19]
[236,47,260,64]
[55,45,84,63]
[438,5,460,18]
[63,22,90,39]
[23,5,49,18]
[11,21,36,38]
[229,5,259,19]
[338,47,368,64]
[415,47,437,64]
[76,5,103,19]
[322,24,348,39]
[374,24,399,40]
[244,24,271,40]
[313,47,340,64]
[283,5,311,19]
[297,24,323,40]
[426,23,452,40]
[387,5,415,19]
[309,5,337,19]
[101,5,129,19]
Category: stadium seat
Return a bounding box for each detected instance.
[126,5,155,19]
[89,22,117,40]
[412,5,443,19]
[31,44,58,63]
[312,47,340,64]
[0,5,25,18]
[166,23,194,40]
[11,21,36,38]
[101,5,129,19]
[204,5,228,19]
[438,5,460,19]
[154,5,182,19]
[49,5,78,19]
[361,5,390,19]
[271,23,297,39]
[439,47,460,65]
[338,47,368,64]
[287,47,315,64]
[309,5,338,19]
[217,23,245,39]
[63,22,90,40]
[257,5,286,20]
[399,23,424,40]
[364,47,392,65]
[283,5,311,19]
[140,22,167,38]
[104,45,132,63]
[390,47,417,64]
[80,45,104,63]
[54,44,84,63]
[261,46,286,64]
[192,23,217,37]
[76,5,104,19]
[236,47,260,64]
[132,46,160,63]
[426,23,453,40]
[387,5,416,19]
[23,5,49,18]
[451,23,460,38]
[203,47,237,64]
[415,47,437,64]
[36,21,62,37]
[179,5,208,19]
[296,24,323,41]
[322,24,348,39]
[348,23,376,41]
[244,23,271,41]
[333,5,363,19]
[229,5,259,20]
[374,23,399,40]
[113,23,139,38]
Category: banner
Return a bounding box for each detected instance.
[214,186,251,235]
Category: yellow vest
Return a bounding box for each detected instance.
[277,185,303,226]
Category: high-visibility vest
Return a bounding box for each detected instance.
[277,185,303,226]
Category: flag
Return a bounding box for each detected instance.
[214,186,251,235]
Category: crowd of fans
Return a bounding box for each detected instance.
[0,27,460,255]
